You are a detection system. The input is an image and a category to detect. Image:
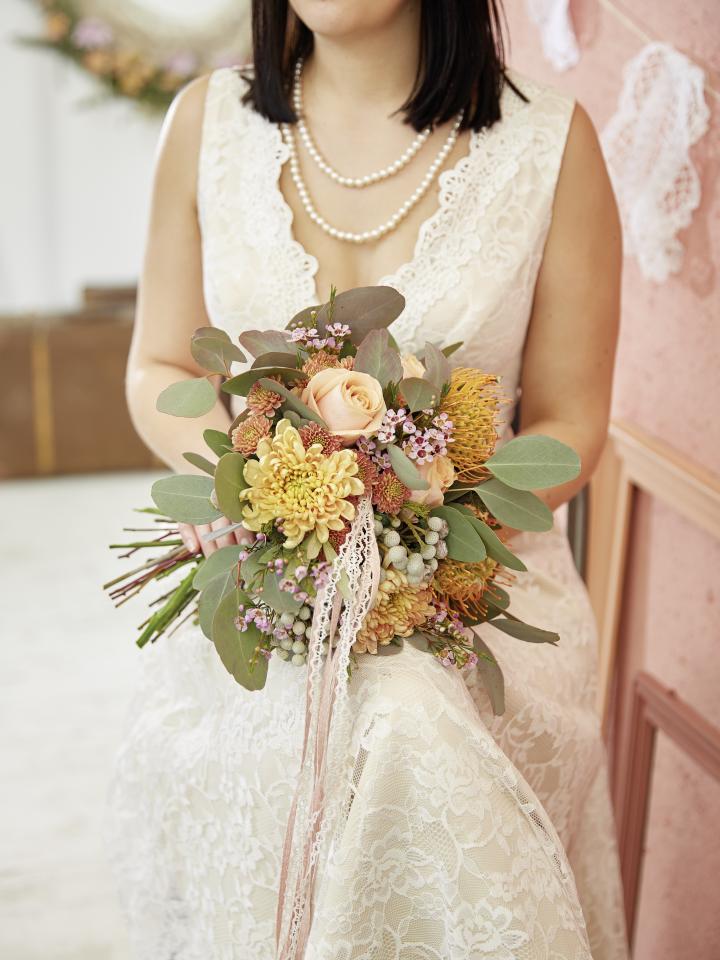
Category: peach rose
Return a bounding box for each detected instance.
[400,353,426,379]
[409,454,456,507]
[301,368,387,444]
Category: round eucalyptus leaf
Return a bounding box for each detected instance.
[474,478,553,532]
[212,591,268,691]
[214,452,248,522]
[151,474,221,525]
[485,435,581,490]
[156,377,216,418]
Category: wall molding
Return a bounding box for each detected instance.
[586,418,720,722]
[617,671,720,940]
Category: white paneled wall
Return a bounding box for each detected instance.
[0,0,162,311]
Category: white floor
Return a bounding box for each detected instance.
[1,471,165,960]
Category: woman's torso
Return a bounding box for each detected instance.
[196,65,576,440]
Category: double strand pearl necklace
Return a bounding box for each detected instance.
[292,58,432,188]
[280,61,464,245]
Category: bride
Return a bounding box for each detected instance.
[109,1,628,958]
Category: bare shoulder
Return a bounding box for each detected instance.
[548,100,623,261]
[152,72,214,203]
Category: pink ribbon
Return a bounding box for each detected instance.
[275,498,380,960]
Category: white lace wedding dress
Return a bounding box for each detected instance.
[107,67,629,960]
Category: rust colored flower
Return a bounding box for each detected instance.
[46,12,71,41]
[298,422,344,455]
[354,570,435,655]
[372,469,410,515]
[440,368,506,483]
[328,521,351,552]
[247,376,284,417]
[302,350,341,378]
[355,451,378,496]
[231,414,271,456]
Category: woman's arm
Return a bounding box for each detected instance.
[507,102,622,532]
[126,73,236,554]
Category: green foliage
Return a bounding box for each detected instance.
[203,428,232,458]
[190,327,245,375]
[151,475,221,525]
[313,286,405,342]
[429,505,487,563]
[386,443,430,490]
[182,451,216,476]
[473,634,505,715]
[222,366,305,397]
[473,478,553,532]
[192,546,243,591]
[156,377,216,418]
[257,378,327,426]
[239,329,293,358]
[422,341,451,393]
[485,435,581,490]
[353,329,403,386]
[214,452,248,522]
[212,591,268,691]
[489,617,560,645]
[399,377,438,412]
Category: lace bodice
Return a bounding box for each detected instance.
[197,66,576,438]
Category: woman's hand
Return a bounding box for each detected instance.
[178,518,254,557]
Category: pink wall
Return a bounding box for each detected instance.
[501,1,720,957]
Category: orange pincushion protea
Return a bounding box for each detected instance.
[439,368,506,483]
[434,556,499,621]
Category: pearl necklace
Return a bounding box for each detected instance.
[292,58,431,188]
[281,64,463,245]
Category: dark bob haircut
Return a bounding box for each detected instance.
[242,0,528,133]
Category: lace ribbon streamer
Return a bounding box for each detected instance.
[275,496,381,960]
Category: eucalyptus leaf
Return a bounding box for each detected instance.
[151,474,221,525]
[474,477,553,531]
[315,286,405,341]
[214,452,248,522]
[386,443,430,490]
[156,377,216,418]
[258,378,327,426]
[197,566,238,638]
[204,428,232,458]
[212,591,268,691]
[251,350,298,369]
[489,617,560,645]
[191,329,246,374]
[399,377,438,412]
[353,329,403,386]
[222,366,304,397]
[183,451,216,476]
[260,571,302,614]
[429,505,487,563]
[239,329,292,358]
[472,633,505,715]
[485,435,581,490]
[193,545,243,590]
[287,303,321,331]
[423,341,452,393]
[463,514,527,572]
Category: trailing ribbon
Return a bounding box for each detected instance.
[275,496,380,960]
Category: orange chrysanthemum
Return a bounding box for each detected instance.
[231,414,271,456]
[354,570,435,655]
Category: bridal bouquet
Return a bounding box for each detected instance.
[106,285,579,715]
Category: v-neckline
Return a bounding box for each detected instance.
[268,119,484,307]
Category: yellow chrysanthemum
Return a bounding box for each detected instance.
[354,569,435,655]
[440,368,507,483]
[434,556,499,620]
[240,419,364,549]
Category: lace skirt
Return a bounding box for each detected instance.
[106,526,628,960]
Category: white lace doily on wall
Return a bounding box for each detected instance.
[525,0,580,72]
[600,42,710,283]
